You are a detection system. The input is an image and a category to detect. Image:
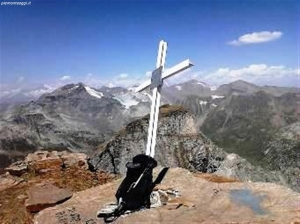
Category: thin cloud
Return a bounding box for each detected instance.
[60,75,71,81]
[228,31,283,46]
[117,73,128,80]
[84,68,202,88]
[203,64,299,85]
[25,85,57,97]
[82,72,146,88]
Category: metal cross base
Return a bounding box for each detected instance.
[135,40,194,158]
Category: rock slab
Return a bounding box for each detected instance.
[26,183,73,212]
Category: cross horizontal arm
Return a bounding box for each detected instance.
[134,59,194,93]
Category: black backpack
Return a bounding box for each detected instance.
[115,154,157,211]
[98,154,169,222]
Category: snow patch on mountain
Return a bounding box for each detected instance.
[84,86,103,98]
[114,94,139,109]
[196,82,208,87]
[210,86,218,91]
[199,100,208,105]
[70,85,79,91]
[175,85,182,91]
[212,95,224,99]
[107,83,116,88]
[191,81,218,91]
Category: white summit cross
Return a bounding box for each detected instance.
[135,40,194,158]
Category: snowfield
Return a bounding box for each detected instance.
[84,86,103,98]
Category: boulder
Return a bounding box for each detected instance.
[25,183,73,213]
[34,168,300,224]
[26,151,62,173]
[28,158,63,174]
[6,151,90,175]
[5,160,28,176]
[60,152,88,170]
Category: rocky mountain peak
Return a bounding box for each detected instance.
[44,83,104,99]
[217,80,260,96]
[230,79,257,86]
[88,104,283,187]
[113,105,193,140]
[174,79,211,89]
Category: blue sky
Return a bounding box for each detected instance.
[0,0,299,92]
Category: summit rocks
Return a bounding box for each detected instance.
[5,151,89,176]
[0,151,115,223]
[33,168,300,224]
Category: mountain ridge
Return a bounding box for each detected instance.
[1,79,298,104]
[0,79,299,192]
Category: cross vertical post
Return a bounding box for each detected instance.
[135,40,194,158]
[146,40,167,157]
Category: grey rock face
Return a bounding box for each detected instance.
[88,105,282,186]
[89,105,198,174]
[216,80,299,96]
[0,83,157,168]
[258,122,300,191]
[215,153,281,183]
[201,91,299,163]
[0,84,125,167]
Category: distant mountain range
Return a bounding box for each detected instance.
[0,82,154,167]
[0,84,56,105]
[0,79,299,180]
[1,79,297,105]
